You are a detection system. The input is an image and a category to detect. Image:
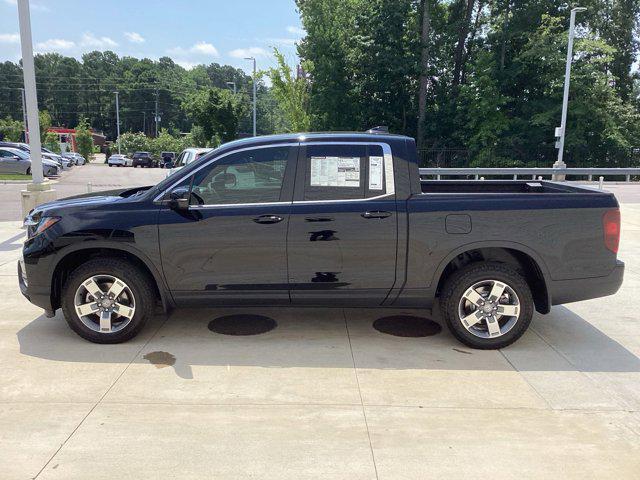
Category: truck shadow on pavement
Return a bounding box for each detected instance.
[16,305,640,380]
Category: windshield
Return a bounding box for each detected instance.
[7,148,29,160]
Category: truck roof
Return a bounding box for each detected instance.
[218,132,412,152]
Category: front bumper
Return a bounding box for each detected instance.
[550,260,625,305]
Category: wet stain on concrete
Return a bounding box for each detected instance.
[143,351,176,369]
[208,315,277,336]
[452,347,473,355]
[373,315,442,338]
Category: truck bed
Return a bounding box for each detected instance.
[420,180,605,195]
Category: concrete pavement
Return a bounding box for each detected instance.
[0,167,639,479]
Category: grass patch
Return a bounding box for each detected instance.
[0,173,32,181]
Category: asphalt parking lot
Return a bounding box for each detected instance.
[0,165,639,479]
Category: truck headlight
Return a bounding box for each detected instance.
[23,214,60,239]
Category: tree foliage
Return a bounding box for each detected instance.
[0,116,23,142]
[266,48,311,132]
[182,87,245,145]
[74,117,94,161]
[297,0,640,166]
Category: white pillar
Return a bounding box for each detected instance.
[18,0,55,217]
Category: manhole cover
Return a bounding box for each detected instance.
[208,314,277,336]
[373,315,442,337]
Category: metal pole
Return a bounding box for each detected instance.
[557,7,586,165]
[245,57,256,136]
[17,0,43,184]
[226,81,237,94]
[114,91,121,154]
[154,89,159,137]
[20,87,28,143]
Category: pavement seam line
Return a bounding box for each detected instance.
[32,313,170,479]
[498,348,553,410]
[343,309,380,480]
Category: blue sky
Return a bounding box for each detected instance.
[0,0,304,73]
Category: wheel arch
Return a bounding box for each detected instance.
[433,241,551,314]
[50,244,173,313]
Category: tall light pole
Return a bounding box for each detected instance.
[226,81,237,94]
[17,0,43,184]
[244,57,257,136]
[20,87,28,143]
[154,88,159,137]
[114,91,121,154]
[555,6,587,167]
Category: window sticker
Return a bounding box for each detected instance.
[310,156,360,187]
[369,156,384,190]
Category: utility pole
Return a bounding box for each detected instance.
[142,111,146,136]
[555,6,587,170]
[154,89,159,137]
[20,87,28,143]
[17,0,56,216]
[114,91,121,154]
[244,57,257,136]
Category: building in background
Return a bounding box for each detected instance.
[47,127,106,153]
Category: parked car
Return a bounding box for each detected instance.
[0,142,66,169]
[166,147,212,176]
[62,152,86,166]
[0,147,60,176]
[132,152,156,168]
[160,151,176,169]
[19,132,624,348]
[108,154,132,167]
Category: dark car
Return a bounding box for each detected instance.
[160,151,176,169]
[19,132,624,348]
[132,151,156,168]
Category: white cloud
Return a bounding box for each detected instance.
[124,32,145,44]
[167,42,219,58]
[229,47,269,59]
[286,26,305,36]
[191,41,218,56]
[35,38,75,51]
[0,33,19,44]
[3,0,50,12]
[81,32,118,49]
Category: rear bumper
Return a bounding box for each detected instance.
[549,260,625,306]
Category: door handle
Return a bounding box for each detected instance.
[253,214,284,224]
[361,210,392,219]
[305,217,334,222]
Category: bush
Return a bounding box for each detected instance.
[0,116,23,142]
[117,132,150,155]
[75,118,94,162]
[43,131,61,153]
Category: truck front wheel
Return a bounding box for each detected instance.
[439,262,534,349]
[61,258,155,343]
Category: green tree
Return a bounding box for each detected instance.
[38,110,52,142]
[266,48,311,132]
[183,87,243,144]
[43,131,61,153]
[75,117,94,162]
[118,132,150,155]
[0,116,23,142]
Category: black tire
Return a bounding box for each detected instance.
[26,167,31,175]
[109,164,113,167]
[439,262,534,350]
[61,258,156,344]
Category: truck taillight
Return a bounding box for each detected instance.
[603,209,620,253]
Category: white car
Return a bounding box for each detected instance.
[166,147,212,177]
[107,154,132,167]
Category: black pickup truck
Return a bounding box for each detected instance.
[19,132,624,349]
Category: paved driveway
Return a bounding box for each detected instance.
[0,169,639,479]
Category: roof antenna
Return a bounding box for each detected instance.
[366,126,389,134]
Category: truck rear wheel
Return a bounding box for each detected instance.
[439,262,534,349]
[61,258,155,344]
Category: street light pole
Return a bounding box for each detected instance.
[154,88,159,137]
[244,57,257,136]
[17,0,43,184]
[114,91,121,154]
[20,87,28,143]
[556,6,587,167]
